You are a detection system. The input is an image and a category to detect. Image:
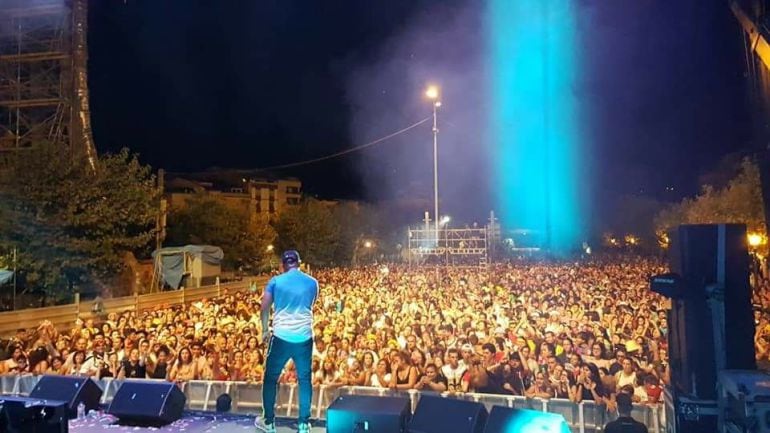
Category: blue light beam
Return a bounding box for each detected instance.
[488,0,585,253]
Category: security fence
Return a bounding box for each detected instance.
[0,375,664,433]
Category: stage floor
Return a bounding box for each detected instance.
[69,412,327,433]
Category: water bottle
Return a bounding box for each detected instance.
[77,402,85,420]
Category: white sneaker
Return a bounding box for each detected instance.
[298,421,312,433]
[254,416,276,433]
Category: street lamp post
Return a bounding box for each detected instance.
[11,247,16,311]
[426,85,441,247]
[440,216,451,257]
[266,244,275,271]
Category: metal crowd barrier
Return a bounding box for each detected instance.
[0,376,664,432]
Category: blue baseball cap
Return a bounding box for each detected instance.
[281,250,301,265]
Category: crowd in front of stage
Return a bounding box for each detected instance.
[2,255,763,410]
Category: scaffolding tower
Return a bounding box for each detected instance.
[0,0,96,169]
[407,226,489,266]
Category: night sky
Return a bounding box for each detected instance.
[88,0,753,226]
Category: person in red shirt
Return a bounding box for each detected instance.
[643,375,662,404]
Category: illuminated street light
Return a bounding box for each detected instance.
[748,233,764,247]
[624,234,638,246]
[364,241,373,249]
[440,216,451,226]
[266,244,274,252]
[425,85,439,100]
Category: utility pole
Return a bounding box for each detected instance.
[432,100,440,245]
[12,247,17,311]
[156,169,167,251]
[425,85,442,248]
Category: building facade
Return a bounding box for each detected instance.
[166,175,302,217]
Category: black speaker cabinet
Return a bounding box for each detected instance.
[484,406,570,433]
[667,224,755,400]
[664,388,718,433]
[327,395,411,433]
[0,396,68,433]
[107,380,185,426]
[29,375,103,419]
[409,395,487,433]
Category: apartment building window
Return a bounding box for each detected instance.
[286,186,300,194]
[287,197,299,205]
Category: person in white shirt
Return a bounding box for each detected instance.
[79,341,107,377]
[367,359,392,388]
[615,358,637,389]
[441,348,467,392]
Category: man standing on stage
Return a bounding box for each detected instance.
[256,250,318,433]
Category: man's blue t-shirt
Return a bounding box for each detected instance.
[265,268,318,343]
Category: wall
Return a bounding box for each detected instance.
[0,277,268,336]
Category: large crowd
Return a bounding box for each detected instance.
[2,256,764,409]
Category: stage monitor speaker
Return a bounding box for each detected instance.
[409,395,487,433]
[327,395,411,433]
[667,224,755,400]
[107,380,185,426]
[0,395,68,433]
[484,406,570,433]
[29,375,103,419]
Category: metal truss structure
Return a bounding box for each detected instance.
[407,227,488,264]
[0,0,96,169]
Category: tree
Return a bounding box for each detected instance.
[165,195,276,271]
[602,194,665,248]
[272,198,340,266]
[330,201,386,265]
[0,144,159,300]
[654,158,766,245]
